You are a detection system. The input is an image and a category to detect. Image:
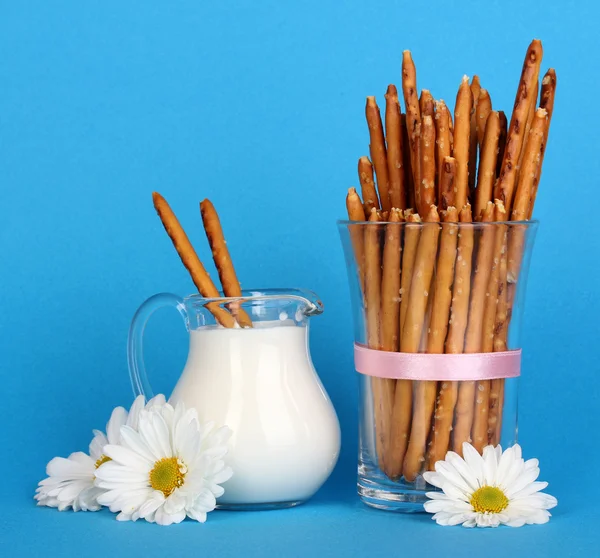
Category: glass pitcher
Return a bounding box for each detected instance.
[128,289,341,510]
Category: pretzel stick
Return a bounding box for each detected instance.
[401,114,415,211]
[494,40,543,210]
[476,89,492,147]
[439,156,457,211]
[401,205,440,481]
[200,200,253,328]
[346,187,367,294]
[496,111,508,179]
[453,76,474,211]
[381,208,403,353]
[385,86,407,210]
[515,79,539,187]
[419,89,435,119]
[364,209,391,469]
[358,157,380,214]
[474,111,502,221]
[419,114,436,214]
[403,207,458,475]
[386,212,421,479]
[366,97,391,212]
[428,204,473,467]
[402,51,422,202]
[452,201,495,454]
[468,76,481,196]
[152,192,236,328]
[435,101,452,201]
[529,69,556,217]
[472,201,507,452]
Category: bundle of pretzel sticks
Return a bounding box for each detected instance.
[152,192,252,328]
[345,40,556,482]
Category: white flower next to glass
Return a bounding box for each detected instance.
[34,394,164,512]
[95,401,232,525]
[424,443,557,528]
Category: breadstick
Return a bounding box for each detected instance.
[474,111,502,221]
[419,89,435,119]
[364,209,391,469]
[452,201,495,454]
[402,51,422,197]
[439,156,457,210]
[419,114,436,214]
[385,86,407,210]
[428,204,473,466]
[152,192,236,329]
[401,205,440,481]
[468,76,481,196]
[401,114,415,211]
[529,69,556,217]
[453,76,474,211]
[358,157,380,214]
[494,40,543,210]
[366,97,391,212]
[386,212,421,479]
[472,201,507,452]
[381,209,403,352]
[496,111,508,179]
[346,187,367,294]
[476,89,492,147]
[435,101,452,200]
[200,199,252,328]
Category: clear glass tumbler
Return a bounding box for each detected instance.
[338,218,538,511]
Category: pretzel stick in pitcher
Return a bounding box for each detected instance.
[476,89,492,147]
[386,212,421,479]
[428,204,473,467]
[401,114,415,211]
[420,89,435,119]
[494,40,543,210]
[472,201,507,452]
[468,76,481,196]
[474,111,502,221]
[403,206,458,478]
[402,51,422,199]
[346,188,367,293]
[419,114,437,214]
[454,76,474,211]
[152,192,237,329]
[516,79,539,186]
[435,101,452,201]
[200,199,253,328]
[358,157,380,214]
[364,209,391,469]
[385,86,407,210]
[366,97,391,211]
[439,156,457,211]
[401,205,440,481]
[452,201,495,454]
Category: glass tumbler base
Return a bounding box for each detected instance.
[216,500,303,511]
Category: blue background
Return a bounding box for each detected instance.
[1,1,598,555]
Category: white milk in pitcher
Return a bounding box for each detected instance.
[169,320,340,507]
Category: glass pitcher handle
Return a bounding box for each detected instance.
[127,293,188,398]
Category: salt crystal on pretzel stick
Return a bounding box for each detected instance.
[494,40,543,211]
[402,51,422,202]
[200,199,253,328]
[453,76,474,211]
[358,157,380,214]
[385,86,408,210]
[366,97,391,212]
[428,204,473,467]
[435,100,452,200]
[419,114,436,215]
[474,111,502,221]
[468,76,481,197]
[452,201,495,455]
[152,192,236,328]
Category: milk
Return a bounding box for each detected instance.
[169,321,341,507]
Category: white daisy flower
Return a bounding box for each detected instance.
[34,394,165,512]
[95,401,233,525]
[424,442,557,528]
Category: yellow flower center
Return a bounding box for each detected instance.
[95,455,111,469]
[470,486,509,514]
[149,457,186,497]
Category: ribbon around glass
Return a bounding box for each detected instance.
[354,343,521,381]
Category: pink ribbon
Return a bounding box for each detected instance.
[354,343,521,381]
